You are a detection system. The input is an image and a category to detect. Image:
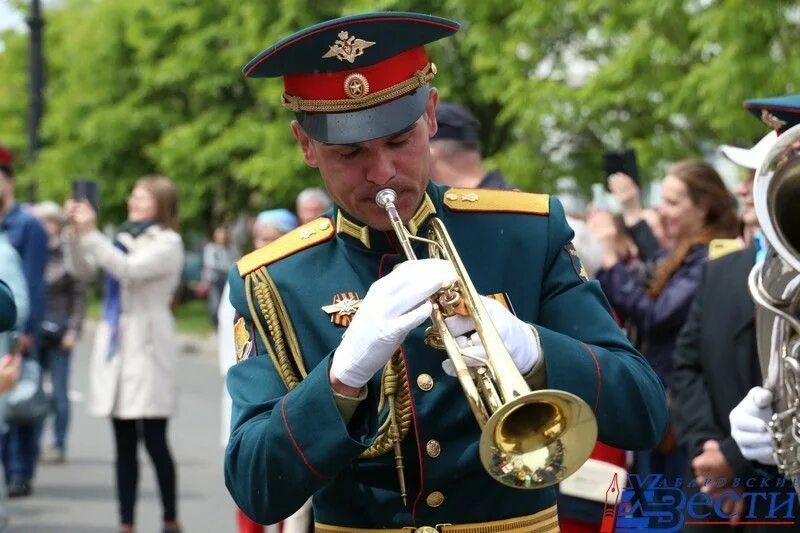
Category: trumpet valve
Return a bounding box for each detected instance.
[423,326,445,350]
[436,284,467,316]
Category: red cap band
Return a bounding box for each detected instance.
[283,47,429,101]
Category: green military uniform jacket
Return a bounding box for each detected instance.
[225,183,667,528]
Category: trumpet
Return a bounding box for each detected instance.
[375,188,597,489]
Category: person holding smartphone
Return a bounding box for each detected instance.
[65,175,184,533]
[593,161,739,487]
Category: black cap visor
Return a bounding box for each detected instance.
[297,85,430,145]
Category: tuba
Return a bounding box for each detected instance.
[748,123,800,481]
[375,188,597,489]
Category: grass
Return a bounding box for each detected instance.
[86,295,213,335]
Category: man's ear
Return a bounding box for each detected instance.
[425,88,439,138]
[291,121,319,168]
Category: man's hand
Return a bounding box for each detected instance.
[441,296,540,376]
[15,334,33,354]
[330,259,456,393]
[607,172,643,226]
[0,354,21,394]
[693,440,734,494]
[693,440,746,524]
[730,386,776,465]
[60,330,77,351]
[65,199,97,235]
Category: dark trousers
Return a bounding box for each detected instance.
[112,418,177,526]
[40,344,72,451]
[2,422,42,482]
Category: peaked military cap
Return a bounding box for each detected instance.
[744,94,800,134]
[242,12,459,144]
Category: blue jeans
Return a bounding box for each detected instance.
[40,344,72,451]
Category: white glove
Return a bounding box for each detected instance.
[441,296,540,377]
[730,386,776,465]
[331,259,456,388]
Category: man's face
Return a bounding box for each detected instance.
[736,170,757,229]
[0,174,12,211]
[297,199,327,224]
[292,92,438,231]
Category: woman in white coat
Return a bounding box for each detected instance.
[65,175,184,533]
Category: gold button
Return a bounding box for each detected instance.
[318,220,330,230]
[426,491,445,508]
[445,192,458,201]
[426,439,441,458]
[416,373,434,392]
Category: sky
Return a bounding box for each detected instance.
[0,1,24,33]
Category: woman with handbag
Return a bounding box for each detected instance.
[32,201,88,465]
[65,175,184,533]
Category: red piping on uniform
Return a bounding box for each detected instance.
[580,342,602,413]
[743,103,800,115]
[378,253,425,524]
[281,396,333,480]
[400,345,425,524]
[244,17,459,78]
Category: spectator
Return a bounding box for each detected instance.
[0,234,27,532]
[719,130,777,246]
[592,160,739,486]
[429,102,512,189]
[65,175,184,533]
[607,172,671,261]
[252,209,299,249]
[32,201,88,464]
[0,144,48,499]
[295,188,331,225]
[201,225,235,328]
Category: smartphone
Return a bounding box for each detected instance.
[603,149,640,189]
[72,179,99,211]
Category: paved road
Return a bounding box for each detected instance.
[7,328,236,532]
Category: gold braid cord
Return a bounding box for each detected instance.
[360,351,412,459]
[282,63,436,113]
[245,268,412,461]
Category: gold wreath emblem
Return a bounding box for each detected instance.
[344,73,370,99]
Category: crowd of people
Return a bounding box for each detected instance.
[0,9,798,533]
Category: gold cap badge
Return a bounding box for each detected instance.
[322,31,375,63]
[343,73,370,99]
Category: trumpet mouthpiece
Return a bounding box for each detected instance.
[375,188,397,209]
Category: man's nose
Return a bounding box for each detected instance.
[365,150,396,185]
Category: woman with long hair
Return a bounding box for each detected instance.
[592,160,739,483]
[65,175,184,533]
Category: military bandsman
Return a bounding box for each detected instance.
[225,12,668,532]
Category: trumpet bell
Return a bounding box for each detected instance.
[479,389,598,489]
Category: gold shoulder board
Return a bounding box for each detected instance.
[708,238,744,260]
[443,188,550,215]
[237,217,335,276]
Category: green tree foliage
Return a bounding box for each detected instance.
[0,0,796,231]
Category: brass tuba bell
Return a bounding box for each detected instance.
[375,188,597,489]
[748,124,800,483]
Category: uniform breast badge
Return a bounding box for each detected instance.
[234,315,254,362]
[322,31,375,63]
[322,292,362,327]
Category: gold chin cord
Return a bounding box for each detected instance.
[747,124,800,494]
[375,188,597,490]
